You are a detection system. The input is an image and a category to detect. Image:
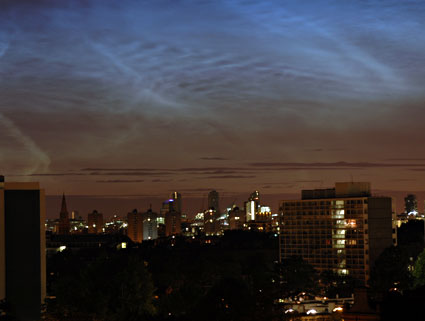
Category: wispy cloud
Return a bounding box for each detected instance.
[96,179,145,183]
[204,175,256,179]
[199,156,228,161]
[249,161,425,168]
[0,113,50,174]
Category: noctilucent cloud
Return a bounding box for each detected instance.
[1,0,425,202]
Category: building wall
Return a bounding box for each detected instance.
[39,189,46,309]
[88,211,104,234]
[280,193,394,286]
[229,208,244,230]
[367,197,395,268]
[280,197,370,285]
[208,190,219,212]
[127,210,143,243]
[204,209,217,235]
[142,210,158,240]
[3,182,46,320]
[0,181,5,302]
[165,211,181,236]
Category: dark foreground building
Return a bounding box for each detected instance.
[0,177,46,320]
[279,182,396,286]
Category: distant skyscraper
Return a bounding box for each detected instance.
[208,190,219,212]
[0,177,46,320]
[88,210,104,234]
[204,208,218,236]
[170,192,182,213]
[58,193,70,234]
[142,208,158,240]
[404,194,418,215]
[127,209,143,243]
[245,190,260,221]
[165,210,181,236]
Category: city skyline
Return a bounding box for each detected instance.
[43,187,425,220]
[2,0,425,213]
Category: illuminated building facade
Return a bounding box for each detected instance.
[58,193,70,234]
[105,215,127,234]
[204,208,218,235]
[70,216,86,234]
[88,210,104,234]
[0,177,46,320]
[190,212,205,235]
[142,208,158,240]
[245,200,257,222]
[279,182,397,285]
[245,190,260,222]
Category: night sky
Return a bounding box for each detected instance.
[1,0,425,217]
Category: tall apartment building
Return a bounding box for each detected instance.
[88,210,104,234]
[127,209,143,243]
[0,176,46,320]
[208,190,219,212]
[245,190,260,222]
[142,208,158,240]
[279,182,396,286]
[204,208,218,236]
[165,210,181,236]
[170,192,182,213]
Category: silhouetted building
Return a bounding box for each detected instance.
[88,210,103,234]
[58,193,70,234]
[0,177,46,320]
[204,208,219,235]
[208,190,219,212]
[405,194,418,215]
[279,182,397,286]
[165,210,181,236]
[142,208,158,240]
[228,206,245,230]
[127,209,143,243]
[342,288,379,320]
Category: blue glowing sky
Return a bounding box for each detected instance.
[1,0,425,215]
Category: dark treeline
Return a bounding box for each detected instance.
[44,225,425,321]
[46,231,281,321]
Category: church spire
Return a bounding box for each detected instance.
[60,193,68,216]
[59,193,70,234]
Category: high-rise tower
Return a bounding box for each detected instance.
[170,192,182,213]
[208,190,219,212]
[279,182,396,286]
[0,176,46,320]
